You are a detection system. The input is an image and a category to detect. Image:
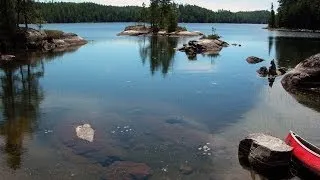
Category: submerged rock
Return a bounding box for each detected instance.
[76,124,95,142]
[281,53,320,93]
[106,161,152,180]
[246,56,265,64]
[179,164,193,175]
[239,133,292,172]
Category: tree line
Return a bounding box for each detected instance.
[36,2,270,24]
[269,0,320,30]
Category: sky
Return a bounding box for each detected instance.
[47,0,279,12]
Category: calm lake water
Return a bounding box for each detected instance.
[1,23,320,180]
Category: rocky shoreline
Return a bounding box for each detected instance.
[118,25,203,37]
[265,27,320,33]
[0,28,87,62]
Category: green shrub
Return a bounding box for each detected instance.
[44,29,64,39]
[206,34,220,40]
[176,26,187,32]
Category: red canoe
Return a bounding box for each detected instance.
[285,131,320,175]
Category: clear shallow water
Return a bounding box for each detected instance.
[1,23,320,179]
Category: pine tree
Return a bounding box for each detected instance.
[167,3,178,32]
[268,3,276,28]
[150,0,160,33]
[141,2,147,26]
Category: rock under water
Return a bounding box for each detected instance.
[106,161,152,180]
[76,124,95,142]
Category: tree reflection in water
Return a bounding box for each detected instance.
[139,36,178,75]
[0,47,80,170]
[271,36,320,68]
[270,36,320,112]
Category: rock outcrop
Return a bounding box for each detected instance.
[118,25,203,37]
[178,38,229,59]
[281,53,320,93]
[0,54,15,61]
[246,56,265,64]
[118,25,151,36]
[256,60,286,87]
[239,133,293,174]
[11,28,87,52]
[257,60,286,77]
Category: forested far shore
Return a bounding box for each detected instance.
[268,0,320,30]
[37,2,270,24]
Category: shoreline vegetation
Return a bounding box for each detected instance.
[266,27,320,33]
[117,25,203,37]
[0,0,88,60]
[0,27,87,61]
[267,0,320,31]
[36,2,270,24]
[117,0,229,59]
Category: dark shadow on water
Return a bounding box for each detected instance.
[287,90,320,112]
[269,36,320,112]
[0,47,81,170]
[270,36,320,68]
[0,61,44,170]
[138,36,178,76]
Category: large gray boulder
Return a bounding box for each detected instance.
[239,133,293,172]
[281,53,320,93]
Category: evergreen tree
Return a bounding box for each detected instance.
[149,0,160,32]
[167,3,178,32]
[148,0,178,32]
[141,2,147,26]
[268,3,275,28]
[0,0,17,34]
[26,2,271,24]
[277,0,320,29]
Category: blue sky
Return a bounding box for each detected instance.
[47,0,278,12]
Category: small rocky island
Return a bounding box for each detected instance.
[177,37,229,59]
[118,25,203,37]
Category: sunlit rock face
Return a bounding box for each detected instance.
[76,124,95,142]
[282,53,320,93]
[281,53,320,111]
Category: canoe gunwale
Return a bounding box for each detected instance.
[289,131,320,158]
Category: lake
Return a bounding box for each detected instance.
[1,23,320,180]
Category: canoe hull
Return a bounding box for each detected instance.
[285,132,320,176]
